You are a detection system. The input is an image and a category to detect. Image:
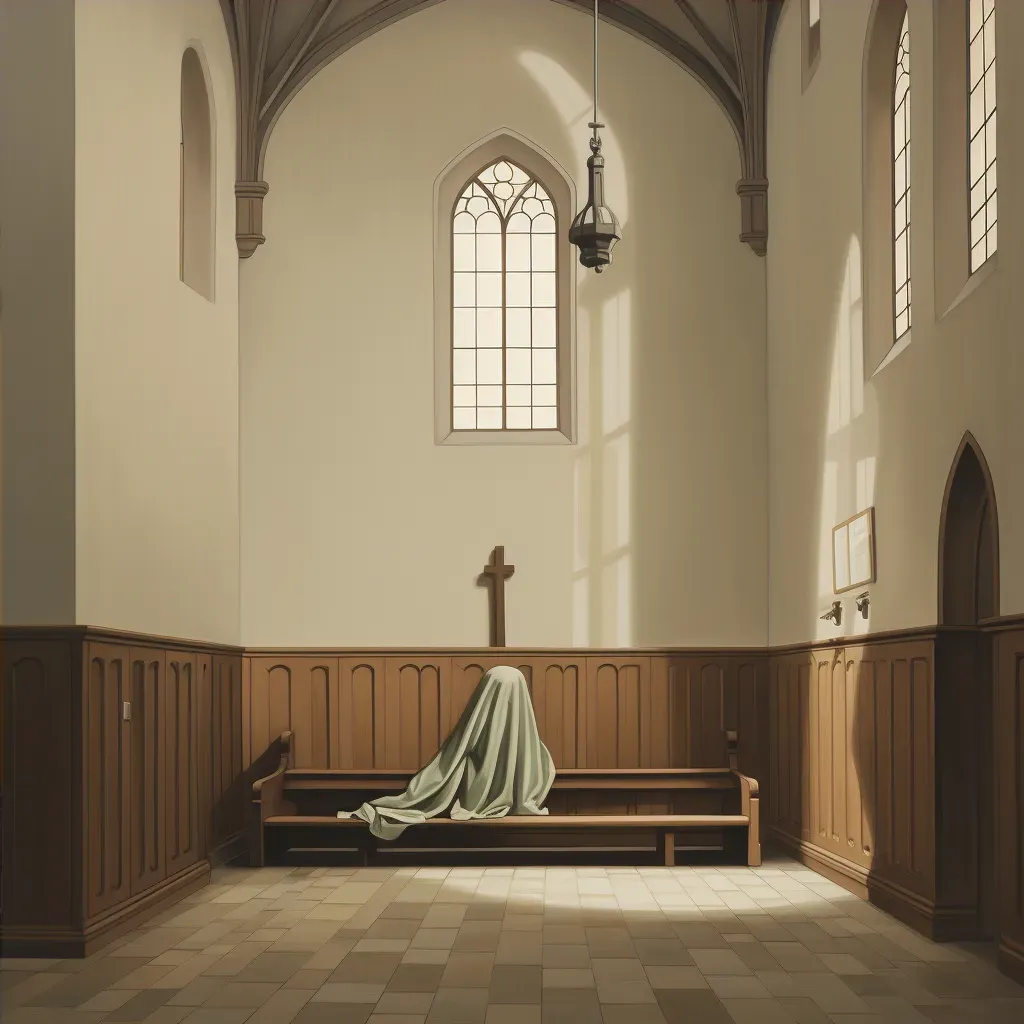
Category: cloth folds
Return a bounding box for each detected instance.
[337,665,555,840]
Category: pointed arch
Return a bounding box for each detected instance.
[933,0,999,318]
[432,130,576,445]
[935,429,999,941]
[967,0,997,272]
[180,44,216,300]
[937,430,1000,625]
[862,0,911,375]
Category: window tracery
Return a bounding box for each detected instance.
[452,160,559,431]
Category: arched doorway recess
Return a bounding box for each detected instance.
[935,432,998,941]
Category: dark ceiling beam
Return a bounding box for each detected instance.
[555,0,743,132]
[261,0,342,119]
[672,0,739,84]
[220,0,780,260]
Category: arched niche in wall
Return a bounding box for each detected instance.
[934,430,999,942]
[938,431,999,627]
[180,44,215,301]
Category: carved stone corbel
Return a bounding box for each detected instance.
[724,0,777,256]
[235,181,269,259]
[736,178,769,256]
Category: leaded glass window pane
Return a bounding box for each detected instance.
[451,160,559,431]
[893,13,912,341]
[968,0,997,272]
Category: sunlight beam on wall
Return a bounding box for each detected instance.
[602,289,631,433]
[518,51,629,228]
[816,235,870,640]
[827,236,865,436]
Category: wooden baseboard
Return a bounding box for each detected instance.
[929,905,984,943]
[999,935,1024,986]
[209,831,248,868]
[769,827,940,939]
[0,860,210,958]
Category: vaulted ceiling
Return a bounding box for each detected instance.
[219,0,782,259]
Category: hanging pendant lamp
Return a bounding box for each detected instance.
[569,0,621,273]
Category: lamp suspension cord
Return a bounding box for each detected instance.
[592,0,599,142]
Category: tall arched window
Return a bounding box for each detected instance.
[434,133,574,444]
[451,160,559,431]
[180,46,214,300]
[864,0,912,371]
[893,13,911,341]
[802,0,822,89]
[968,0,997,272]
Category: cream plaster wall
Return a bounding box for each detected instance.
[240,0,768,648]
[0,0,77,623]
[766,0,1023,645]
[74,0,240,643]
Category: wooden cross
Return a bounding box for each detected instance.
[480,546,515,647]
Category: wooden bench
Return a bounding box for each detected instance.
[249,732,760,869]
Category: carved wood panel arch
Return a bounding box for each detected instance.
[218,0,780,258]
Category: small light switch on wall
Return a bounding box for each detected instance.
[122,701,131,721]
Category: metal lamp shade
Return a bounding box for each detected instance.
[569,147,621,273]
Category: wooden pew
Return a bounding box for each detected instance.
[249,731,761,869]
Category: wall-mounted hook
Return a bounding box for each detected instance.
[855,592,870,618]
[820,600,842,626]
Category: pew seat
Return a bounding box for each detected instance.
[249,732,760,868]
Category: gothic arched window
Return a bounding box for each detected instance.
[451,160,559,432]
[893,13,911,341]
[968,0,997,272]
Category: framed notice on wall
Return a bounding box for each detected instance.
[833,507,876,594]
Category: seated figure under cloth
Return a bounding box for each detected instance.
[337,665,555,840]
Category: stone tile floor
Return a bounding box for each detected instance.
[2,854,1022,1023]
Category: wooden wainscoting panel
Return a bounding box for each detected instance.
[84,643,132,919]
[582,657,651,768]
[129,647,166,896]
[247,656,340,769]
[195,653,213,860]
[164,653,199,877]
[995,626,1024,983]
[380,658,451,770]
[668,655,767,780]
[3,628,236,957]
[525,659,585,769]
[768,638,936,932]
[247,658,291,766]
[736,658,768,785]
[240,650,766,774]
[338,657,385,769]
[869,645,935,895]
[768,655,810,841]
[210,652,244,853]
[2,637,79,931]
